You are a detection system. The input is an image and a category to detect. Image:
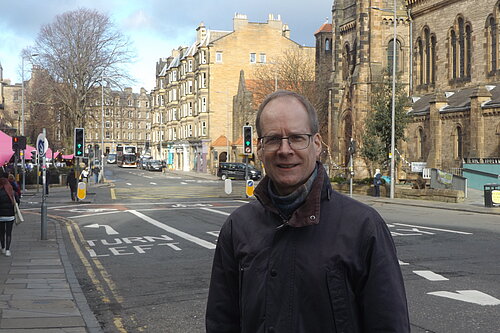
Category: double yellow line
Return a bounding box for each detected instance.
[54,215,127,332]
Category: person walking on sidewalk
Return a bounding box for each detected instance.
[373,168,382,197]
[0,175,19,257]
[92,165,100,184]
[66,169,78,201]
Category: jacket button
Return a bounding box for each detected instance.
[268,327,275,333]
[270,269,277,277]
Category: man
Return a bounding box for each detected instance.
[206,91,410,332]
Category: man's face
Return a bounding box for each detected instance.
[258,96,322,196]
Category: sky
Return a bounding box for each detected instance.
[0,0,332,92]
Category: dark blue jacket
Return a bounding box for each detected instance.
[206,165,409,333]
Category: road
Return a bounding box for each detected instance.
[48,164,499,333]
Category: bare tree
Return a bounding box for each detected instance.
[25,8,134,139]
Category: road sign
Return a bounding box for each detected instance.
[246,179,254,197]
[36,133,48,157]
[77,181,87,200]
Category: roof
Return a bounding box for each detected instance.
[315,23,332,35]
[211,135,230,147]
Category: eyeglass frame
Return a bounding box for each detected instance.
[258,133,314,151]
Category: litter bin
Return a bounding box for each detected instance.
[483,183,500,207]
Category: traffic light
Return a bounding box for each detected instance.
[74,128,85,157]
[348,139,356,155]
[12,136,27,151]
[30,150,37,162]
[243,126,253,155]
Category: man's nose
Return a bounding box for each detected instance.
[276,138,293,154]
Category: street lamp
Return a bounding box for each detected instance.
[371,1,397,199]
[21,53,38,192]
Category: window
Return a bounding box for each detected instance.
[105,108,110,117]
[202,121,207,136]
[216,51,223,63]
[455,126,463,159]
[201,51,206,64]
[417,128,424,160]
[188,60,193,72]
[250,53,256,63]
[128,111,133,118]
[342,43,350,80]
[387,39,401,74]
[201,73,207,88]
[201,97,207,112]
[188,124,192,137]
[128,99,132,106]
[188,102,193,116]
[105,131,110,139]
[325,39,331,51]
[128,132,133,140]
[105,121,111,128]
[188,81,193,94]
[173,71,177,81]
[488,16,497,72]
[450,17,472,80]
[259,53,266,63]
[128,122,133,129]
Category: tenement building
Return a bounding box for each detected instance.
[84,87,152,156]
[152,13,314,173]
[316,0,500,178]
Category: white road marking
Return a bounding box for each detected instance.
[150,182,157,185]
[398,260,409,266]
[126,183,132,186]
[144,176,153,179]
[207,231,220,238]
[180,182,188,185]
[413,270,449,281]
[128,210,216,249]
[200,207,231,216]
[69,211,122,219]
[393,223,473,235]
[428,290,500,306]
[84,224,119,235]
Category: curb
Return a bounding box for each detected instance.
[53,216,103,333]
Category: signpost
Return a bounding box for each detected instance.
[37,130,49,240]
[246,179,255,197]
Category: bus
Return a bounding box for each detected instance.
[116,145,138,168]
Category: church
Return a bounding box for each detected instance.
[316,0,500,179]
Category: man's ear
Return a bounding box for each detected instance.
[313,133,322,158]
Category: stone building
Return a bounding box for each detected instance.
[84,87,152,157]
[0,61,22,133]
[316,0,500,179]
[151,13,314,173]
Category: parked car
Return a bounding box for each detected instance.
[139,156,152,169]
[217,162,262,181]
[107,153,117,164]
[147,160,163,171]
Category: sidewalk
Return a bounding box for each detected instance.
[0,187,102,332]
[1,174,498,332]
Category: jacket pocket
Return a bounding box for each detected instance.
[326,266,355,333]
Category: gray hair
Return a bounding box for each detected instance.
[255,90,319,137]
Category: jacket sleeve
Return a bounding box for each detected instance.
[206,219,241,333]
[359,214,410,332]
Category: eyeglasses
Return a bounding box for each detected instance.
[259,134,313,152]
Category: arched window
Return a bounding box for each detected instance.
[465,24,472,77]
[418,39,424,85]
[343,113,353,166]
[325,39,331,51]
[451,29,457,79]
[431,35,437,83]
[458,18,465,77]
[455,126,463,159]
[388,39,401,74]
[425,28,431,83]
[417,128,424,160]
[342,43,350,80]
[488,16,497,72]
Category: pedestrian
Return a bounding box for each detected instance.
[373,168,382,197]
[0,174,19,257]
[7,174,21,200]
[66,168,78,201]
[45,169,50,195]
[92,165,100,184]
[206,90,410,333]
[80,167,89,183]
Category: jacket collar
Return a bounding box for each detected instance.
[254,162,332,228]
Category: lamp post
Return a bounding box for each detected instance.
[370,2,397,199]
[100,76,107,183]
[21,53,38,192]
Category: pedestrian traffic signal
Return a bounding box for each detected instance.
[12,136,27,151]
[74,128,85,157]
[243,126,252,155]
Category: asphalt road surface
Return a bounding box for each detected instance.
[49,165,499,333]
